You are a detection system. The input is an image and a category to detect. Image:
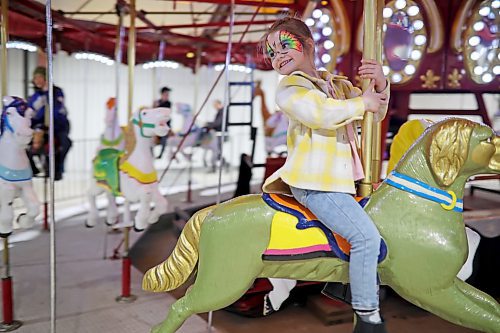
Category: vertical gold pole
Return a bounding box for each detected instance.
[1,0,9,97]
[127,0,136,120]
[358,0,377,197]
[370,0,384,183]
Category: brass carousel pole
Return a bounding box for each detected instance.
[116,0,137,303]
[370,0,384,183]
[358,0,382,197]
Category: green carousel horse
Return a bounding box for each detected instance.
[143,118,500,333]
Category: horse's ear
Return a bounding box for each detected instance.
[428,120,473,187]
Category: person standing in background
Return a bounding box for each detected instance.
[28,66,72,181]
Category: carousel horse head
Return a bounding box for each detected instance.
[131,107,171,138]
[104,97,118,127]
[142,118,500,333]
[1,96,34,147]
[395,118,500,184]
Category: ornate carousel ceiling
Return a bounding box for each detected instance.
[4,0,499,89]
[7,0,310,69]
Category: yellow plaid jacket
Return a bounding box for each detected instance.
[262,70,389,195]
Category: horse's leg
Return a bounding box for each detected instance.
[392,278,500,333]
[151,247,263,333]
[86,182,104,228]
[148,187,167,224]
[18,184,40,229]
[134,191,151,231]
[0,185,16,237]
[105,192,118,226]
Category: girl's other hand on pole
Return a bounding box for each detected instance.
[359,59,387,92]
[362,80,388,113]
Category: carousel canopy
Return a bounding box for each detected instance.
[7,0,311,70]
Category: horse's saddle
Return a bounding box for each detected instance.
[262,193,387,263]
[93,148,122,196]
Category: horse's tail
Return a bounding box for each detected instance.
[142,205,215,292]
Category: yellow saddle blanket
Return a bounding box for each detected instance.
[262,193,387,262]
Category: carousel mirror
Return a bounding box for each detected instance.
[463,0,499,84]
[382,0,428,84]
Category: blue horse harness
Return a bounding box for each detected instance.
[385,171,463,212]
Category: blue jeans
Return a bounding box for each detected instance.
[290,186,381,310]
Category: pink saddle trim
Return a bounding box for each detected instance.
[263,244,331,256]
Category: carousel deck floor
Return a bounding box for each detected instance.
[2,170,498,333]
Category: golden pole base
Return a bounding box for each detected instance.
[357,182,373,198]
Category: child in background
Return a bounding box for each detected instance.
[260,17,389,333]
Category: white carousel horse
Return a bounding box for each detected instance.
[163,103,219,169]
[0,96,40,237]
[86,98,126,227]
[87,107,171,231]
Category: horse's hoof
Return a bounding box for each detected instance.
[85,222,95,228]
[0,232,12,238]
[133,226,145,232]
[17,213,35,229]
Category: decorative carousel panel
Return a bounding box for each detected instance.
[463,0,499,85]
[382,0,428,85]
[304,0,350,73]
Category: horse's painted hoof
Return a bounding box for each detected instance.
[133,226,145,232]
[17,213,35,228]
[85,222,95,228]
[0,232,12,238]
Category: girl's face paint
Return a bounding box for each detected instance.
[279,30,303,53]
[266,30,312,75]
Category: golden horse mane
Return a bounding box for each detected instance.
[427,119,475,187]
[119,121,136,165]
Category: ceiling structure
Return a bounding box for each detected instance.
[7,0,311,70]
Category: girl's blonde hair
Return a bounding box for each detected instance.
[258,16,314,64]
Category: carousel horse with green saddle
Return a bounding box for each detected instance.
[143,118,500,333]
[87,105,171,231]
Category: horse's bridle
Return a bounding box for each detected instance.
[385,171,463,212]
[132,111,156,138]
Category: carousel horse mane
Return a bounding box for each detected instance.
[387,118,433,174]
[427,120,474,186]
[119,118,137,165]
